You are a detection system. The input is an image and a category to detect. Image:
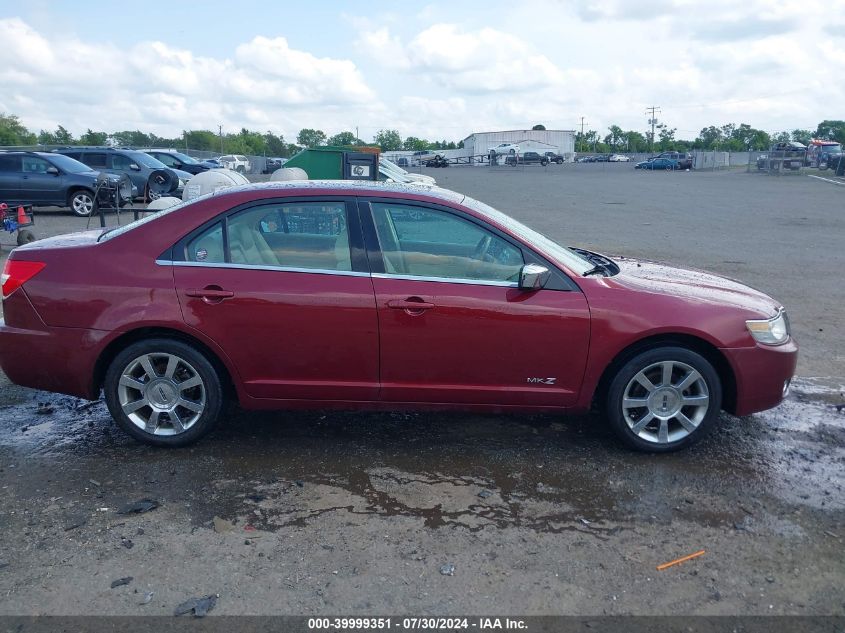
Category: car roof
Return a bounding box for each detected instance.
[206,179,466,205]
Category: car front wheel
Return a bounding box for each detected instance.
[605,346,722,452]
[69,190,96,217]
[104,338,223,447]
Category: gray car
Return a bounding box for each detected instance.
[0,151,132,217]
[54,147,191,200]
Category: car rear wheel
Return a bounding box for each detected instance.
[104,338,223,447]
[605,346,722,452]
[69,190,96,217]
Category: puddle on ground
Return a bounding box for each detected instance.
[0,378,842,537]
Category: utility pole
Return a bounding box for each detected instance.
[218,125,224,153]
[579,117,586,153]
[645,106,661,153]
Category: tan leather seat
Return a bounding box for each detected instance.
[229,223,280,267]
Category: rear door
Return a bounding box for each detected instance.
[172,197,380,402]
[0,154,22,203]
[361,199,591,407]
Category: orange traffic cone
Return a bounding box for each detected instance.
[17,206,27,224]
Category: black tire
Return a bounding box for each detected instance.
[605,346,722,452]
[69,189,96,217]
[16,229,35,246]
[104,338,224,447]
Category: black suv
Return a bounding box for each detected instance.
[652,151,693,169]
[506,151,550,166]
[54,147,190,200]
[0,151,121,216]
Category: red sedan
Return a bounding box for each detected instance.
[0,181,797,451]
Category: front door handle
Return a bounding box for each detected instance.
[186,286,234,303]
[387,298,435,313]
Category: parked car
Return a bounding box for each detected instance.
[756,142,806,171]
[0,151,133,217]
[652,151,693,169]
[54,147,191,201]
[0,181,796,452]
[594,154,610,162]
[544,152,565,164]
[141,149,216,175]
[217,154,251,173]
[487,143,520,156]
[262,157,287,174]
[574,156,593,163]
[609,154,631,162]
[506,151,550,166]
[396,157,410,168]
[636,158,679,170]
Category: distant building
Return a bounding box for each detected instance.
[463,129,576,160]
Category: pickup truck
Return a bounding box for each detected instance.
[756,142,806,171]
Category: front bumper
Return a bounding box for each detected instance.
[721,338,798,416]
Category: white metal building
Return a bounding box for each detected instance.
[463,129,576,159]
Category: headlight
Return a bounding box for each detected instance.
[746,309,790,345]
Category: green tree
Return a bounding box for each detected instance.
[183,130,221,152]
[79,129,108,145]
[403,136,430,151]
[773,131,791,144]
[532,124,546,130]
[297,128,326,148]
[38,125,75,146]
[374,129,402,151]
[604,125,625,150]
[326,131,361,146]
[814,120,845,143]
[791,129,813,144]
[263,132,292,157]
[111,130,152,147]
[0,113,36,145]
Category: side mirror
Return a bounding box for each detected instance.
[129,163,141,171]
[46,166,60,176]
[518,264,550,291]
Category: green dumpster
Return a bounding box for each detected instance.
[284,146,378,181]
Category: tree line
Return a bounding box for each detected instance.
[1,112,843,156]
[578,120,845,154]
[0,114,462,157]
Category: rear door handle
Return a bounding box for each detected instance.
[387,299,435,312]
[186,287,234,302]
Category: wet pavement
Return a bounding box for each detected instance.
[0,375,842,615]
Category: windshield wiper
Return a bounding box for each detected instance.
[582,264,610,277]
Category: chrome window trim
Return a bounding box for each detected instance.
[154,259,370,278]
[371,272,518,287]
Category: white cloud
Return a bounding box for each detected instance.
[0,18,377,138]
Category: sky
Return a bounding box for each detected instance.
[0,0,843,143]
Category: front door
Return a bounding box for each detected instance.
[19,155,65,204]
[173,198,379,402]
[364,201,591,407]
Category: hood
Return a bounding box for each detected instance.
[612,257,781,317]
[172,169,193,181]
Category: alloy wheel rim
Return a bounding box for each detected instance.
[621,360,709,444]
[117,352,206,436]
[74,194,93,214]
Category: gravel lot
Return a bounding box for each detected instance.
[0,165,842,617]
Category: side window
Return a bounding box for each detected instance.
[183,202,351,272]
[82,153,108,169]
[370,203,523,282]
[232,202,350,270]
[155,153,177,167]
[0,155,22,173]
[186,222,224,263]
[111,154,134,170]
[21,156,51,173]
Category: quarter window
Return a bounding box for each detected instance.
[370,203,523,282]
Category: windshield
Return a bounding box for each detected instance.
[127,151,167,169]
[169,151,200,164]
[821,144,842,153]
[48,153,94,174]
[380,157,408,175]
[460,195,593,275]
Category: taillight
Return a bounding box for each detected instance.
[1,260,46,299]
